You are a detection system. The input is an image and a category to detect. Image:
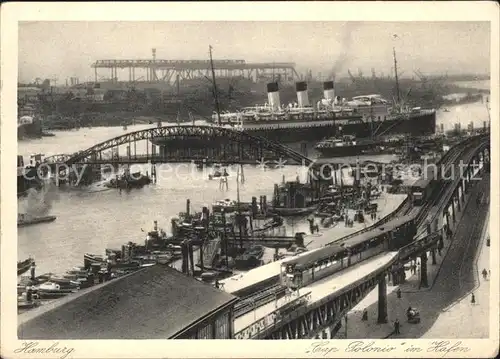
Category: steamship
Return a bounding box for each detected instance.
[18,105,43,140]
[206,81,436,144]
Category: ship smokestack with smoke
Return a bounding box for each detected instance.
[267,82,281,111]
[323,81,335,101]
[295,82,309,107]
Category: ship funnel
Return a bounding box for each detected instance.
[267,82,281,111]
[295,81,309,107]
[323,81,335,101]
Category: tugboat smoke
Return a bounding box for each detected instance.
[22,184,59,216]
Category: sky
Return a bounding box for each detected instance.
[18,21,490,83]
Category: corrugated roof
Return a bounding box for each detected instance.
[285,213,416,269]
[18,265,237,339]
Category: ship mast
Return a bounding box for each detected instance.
[209,45,222,126]
[393,47,401,107]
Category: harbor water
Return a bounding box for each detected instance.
[17,99,490,276]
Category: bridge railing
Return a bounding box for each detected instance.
[234,291,311,339]
[63,125,313,166]
[251,253,399,339]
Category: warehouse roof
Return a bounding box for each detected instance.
[18,265,238,339]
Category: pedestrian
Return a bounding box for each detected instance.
[362,308,368,321]
[397,288,402,299]
[471,293,476,305]
[394,319,400,335]
[482,268,488,280]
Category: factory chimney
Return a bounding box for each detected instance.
[267,82,281,111]
[295,81,309,107]
[323,81,335,101]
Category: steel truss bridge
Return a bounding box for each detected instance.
[234,134,490,339]
[91,58,298,84]
[43,125,314,167]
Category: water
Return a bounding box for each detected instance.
[17,96,491,276]
[450,80,490,91]
[18,121,314,275]
[436,96,491,131]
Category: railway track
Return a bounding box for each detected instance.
[414,138,489,238]
[234,135,487,306]
[233,283,287,318]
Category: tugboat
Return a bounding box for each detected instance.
[17,257,34,276]
[269,178,318,217]
[106,168,152,189]
[17,213,56,227]
[315,135,404,158]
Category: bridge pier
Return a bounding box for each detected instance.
[377,274,388,324]
[420,252,429,288]
[152,164,157,183]
[444,210,451,237]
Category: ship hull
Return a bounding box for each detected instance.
[244,111,436,143]
[314,143,383,158]
[18,120,42,140]
[150,111,436,156]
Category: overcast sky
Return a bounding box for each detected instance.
[18,21,490,83]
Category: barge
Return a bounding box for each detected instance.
[17,213,57,227]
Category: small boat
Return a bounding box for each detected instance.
[36,282,78,298]
[84,253,107,268]
[18,298,40,310]
[17,213,56,227]
[109,260,141,271]
[234,245,265,270]
[106,172,152,189]
[268,205,317,217]
[46,276,81,288]
[17,258,34,276]
[211,199,252,213]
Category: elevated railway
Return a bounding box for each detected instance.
[226,133,489,339]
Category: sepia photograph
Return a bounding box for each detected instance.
[1,2,498,358]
